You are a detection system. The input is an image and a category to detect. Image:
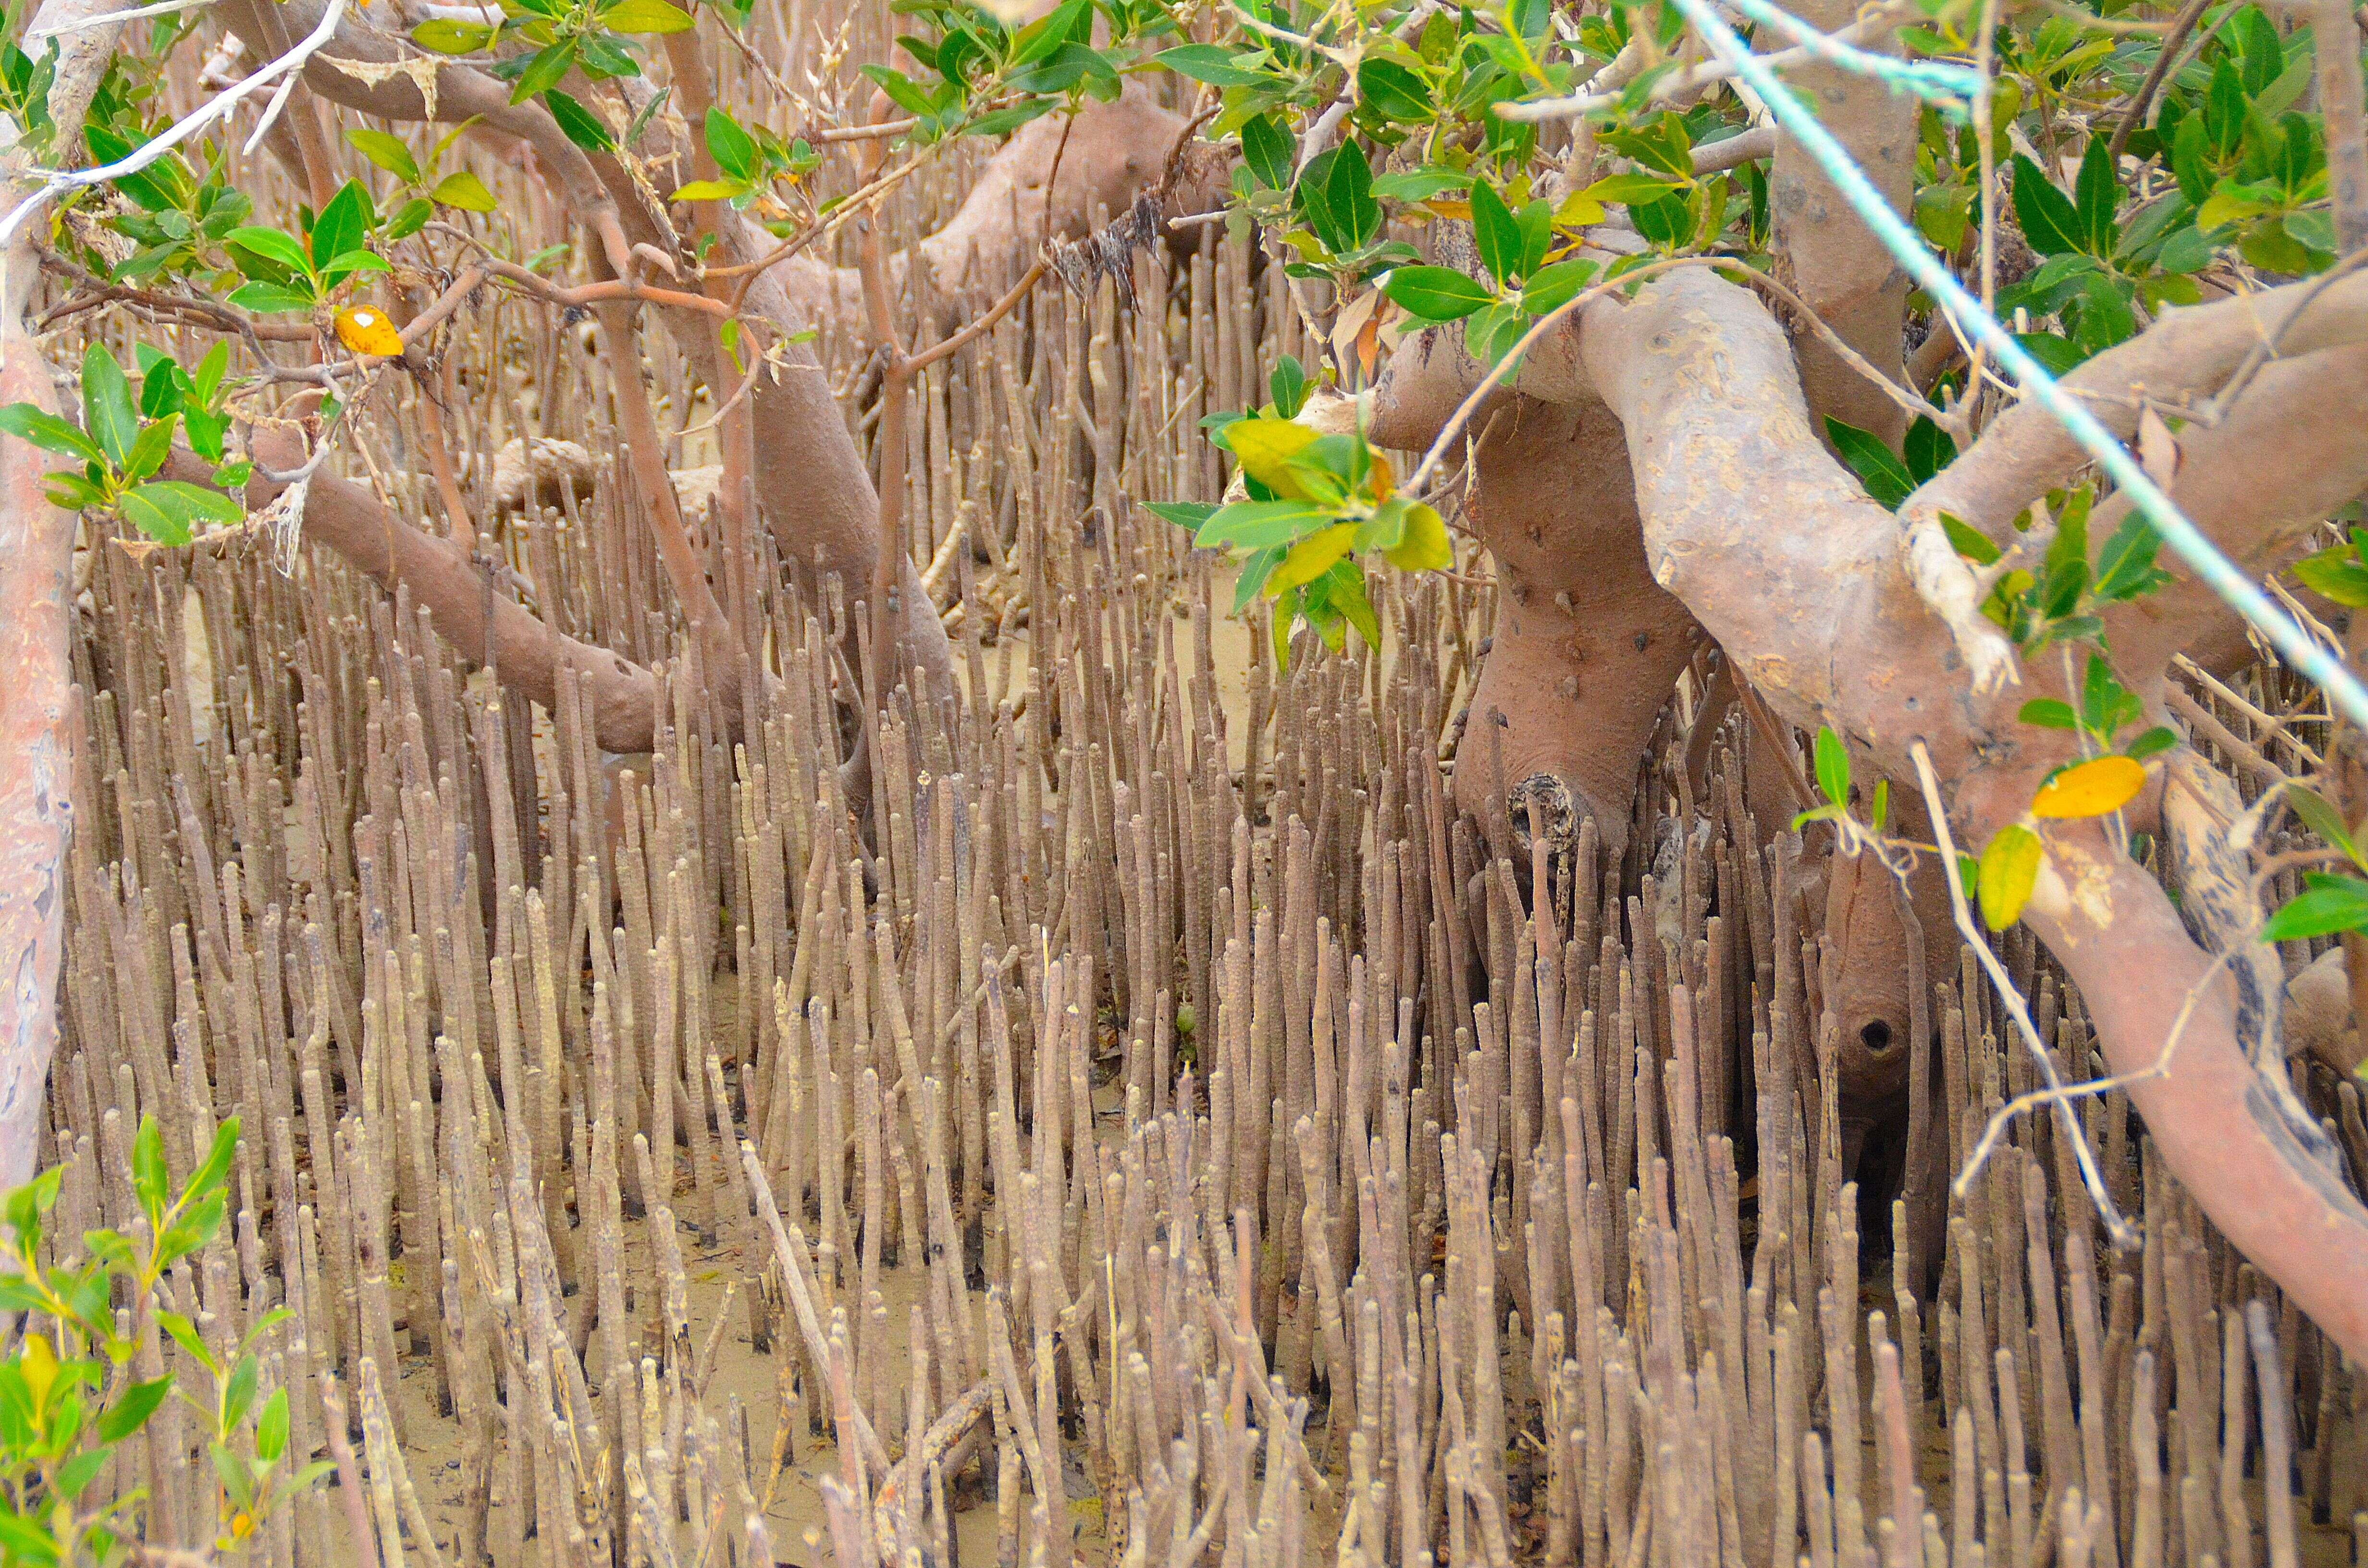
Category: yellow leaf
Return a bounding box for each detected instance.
[1226,418,1320,501]
[22,1332,55,1409]
[1266,523,1358,598]
[1976,823,2042,931]
[334,305,405,357]
[1554,192,1605,229]
[1367,451,1394,502]
[2030,755,2146,819]
[1383,502,1450,573]
[1423,198,1472,220]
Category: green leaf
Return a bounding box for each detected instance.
[185,1116,240,1210]
[132,1114,166,1218]
[1904,416,1957,485]
[0,1509,61,1565]
[317,250,390,290]
[1153,44,1271,86]
[509,40,580,104]
[42,473,109,511]
[192,341,230,405]
[2018,698,2078,729]
[2072,135,2119,257]
[2125,725,2179,761]
[222,1353,258,1433]
[2011,154,2084,256]
[1371,167,1468,201]
[2196,180,2270,234]
[226,281,316,314]
[2286,784,2366,870]
[1577,172,1684,206]
[1977,823,2042,931]
[703,107,757,182]
[1813,725,1850,809]
[1520,256,1598,316]
[543,89,615,152]
[430,170,497,212]
[1296,144,1380,257]
[2089,514,2165,605]
[1269,355,1307,420]
[95,1376,172,1444]
[669,178,747,202]
[1628,191,1690,248]
[2014,331,2087,375]
[1239,113,1292,191]
[344,127,419,185]
[1358,57,1434,123]
[2080,650,2140,737]
[1525,257,1601,317]
[256,1387,289,1462]
[210,1441,255,1510]
[1825,416,1913,511]
[81,343,137,470]
[1381,264,1492,322]
[2294,539,2368,607]
[85,124,180,212]
[858,63,935,118]
[1469,180,1525,285]
[600,0,694,30]
[120,481,238,543]
[0,404,103,465]
[54,1448,108,1501]
[384,197,433,240]
[1195,498,1332,550]
[2263,872,2368,941]
[1913,182,1972,251]
[1233,545,1283,611]
[226,225,313,279]
[123,415,175,482]
[1008,40,1114,95]
[1144,501,1217,531]
[410,16,495,52]
[963,99,1056,139]
[1329,563,1381,651]
[308,180,374,273]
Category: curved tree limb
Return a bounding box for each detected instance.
[160,446,663,750]
[1576,264,2368,1357]
[0,0,135,1186]
[1906,270,2368,546]
[219,0,958,709]
[1766,0,1916,445]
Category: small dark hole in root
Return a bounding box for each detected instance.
[1860,1019,1894,1053]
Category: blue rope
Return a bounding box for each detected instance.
[1664,0,2368,731]
[1714,0,1982,108]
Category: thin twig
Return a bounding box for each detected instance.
[2109,0,2214,163]
[1908,741,2139,1245]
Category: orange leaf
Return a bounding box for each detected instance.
[2030,755,2146,819]
[334,305,404,357]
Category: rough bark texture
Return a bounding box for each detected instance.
[224,0,958,707]
[0,0,125,1186]
[1369,258,1945,1164]
[0,339,75,1189]
[1579,264,2368,1357]
[778,90,1231,337]
[160,447,666,751]
[1371,333,1701,859]
[1767,0,1916,446]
